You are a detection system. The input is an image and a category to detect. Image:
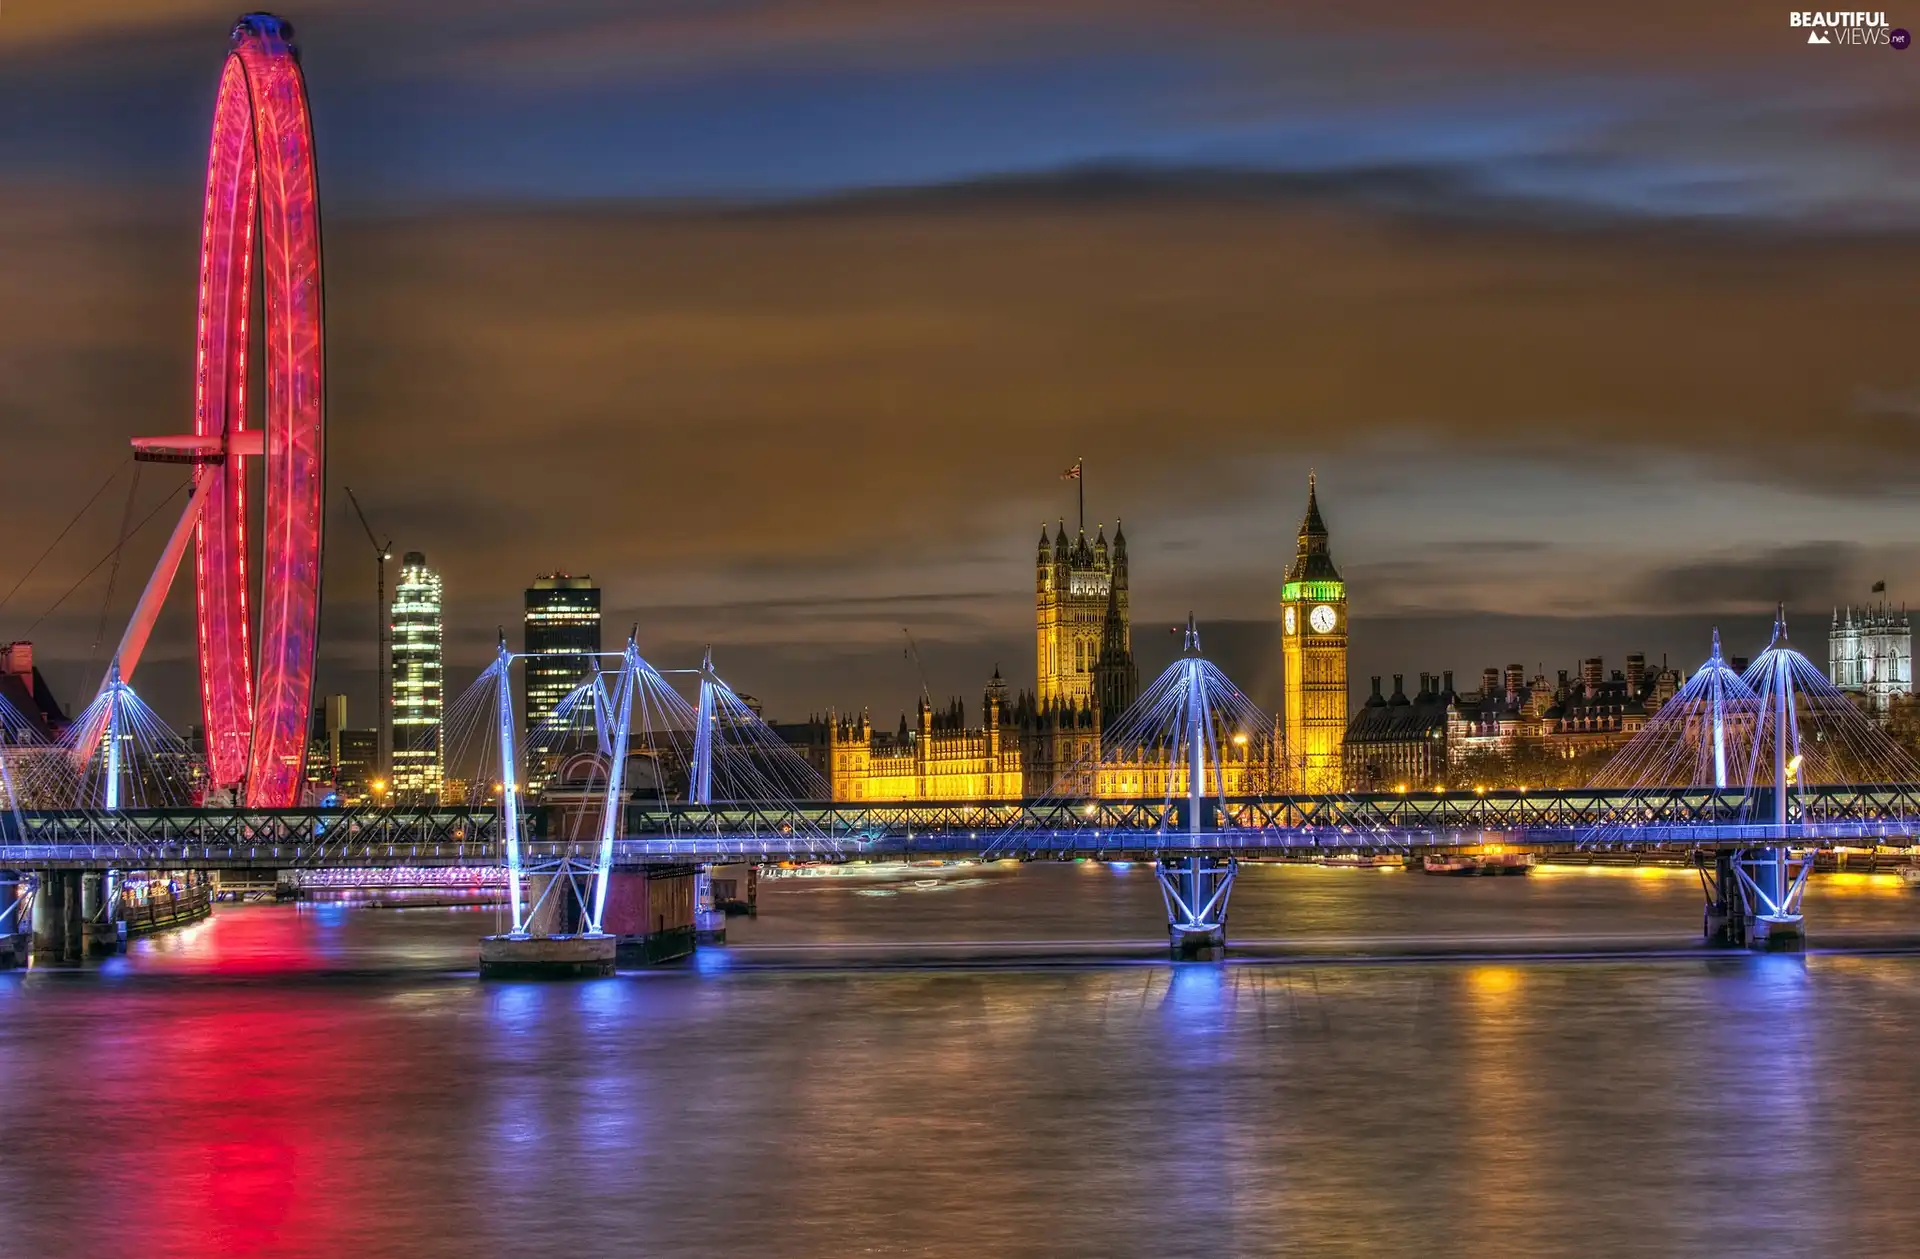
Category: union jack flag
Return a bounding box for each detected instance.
[1061,460,1082,480]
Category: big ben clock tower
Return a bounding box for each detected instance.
[1281,473,1347,793]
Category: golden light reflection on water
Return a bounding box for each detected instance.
[1531,865,1691,880]
[1467,964,1523,1003]
[1816,872,1905,897]
[1461,959,1544,1253]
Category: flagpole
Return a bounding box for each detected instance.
[1078,456,1085,533]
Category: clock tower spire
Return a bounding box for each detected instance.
[1281,471,1347,793]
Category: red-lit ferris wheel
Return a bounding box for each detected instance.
[105,14,324,808]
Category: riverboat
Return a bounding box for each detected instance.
[1423,853,1534,877]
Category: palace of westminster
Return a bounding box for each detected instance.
[790,480,1916,801]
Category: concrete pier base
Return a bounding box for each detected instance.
[1169,924,1226,962]
[0,932,28,970]
[1749,913,1806,952]
[32,871,82,963]
[1157,855,1236,962]
[694,909,727,946]
[479,933,616,978]
[85,921,126,958]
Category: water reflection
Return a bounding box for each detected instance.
[0,867,1916,1256]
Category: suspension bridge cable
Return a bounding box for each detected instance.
[20,483,188,640]
[86,463,145,688]
[0,460,130,619]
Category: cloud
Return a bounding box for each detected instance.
[6,173,1920,719]
[6,0,1918,225]
[1630,543,1863,612]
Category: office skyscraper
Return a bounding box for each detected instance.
[524,573,601,738]
[392,552,444,801]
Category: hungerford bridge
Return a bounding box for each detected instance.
[5,17,1917,970]
[6,616,1920,969]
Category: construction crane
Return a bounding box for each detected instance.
[901,627,933,711]
[344,487,394,782]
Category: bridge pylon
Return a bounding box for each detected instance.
[1722,612,1825,950]
[1150,620,1241,960]
[1157,854,1235,960]
[478,633,620,977]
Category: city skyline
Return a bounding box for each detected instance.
[7,10,1920,1250]
[1,3,1915,729]
[0,466,1906,734]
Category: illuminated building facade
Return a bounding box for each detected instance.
[816,686,1025,802]
[1346,656,1684,790]
[302,695,377,803]
[392,552,444,801]
[1831,604,1911,718]
[794,511,1291,803]
[1037,520,1130,708]
[797,503,1264,801]
[803,683,1273,803]
[524,573,601,739]
[1343,673,1451,791]
[1280,475,1347,792]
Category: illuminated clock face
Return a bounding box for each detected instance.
[1283,607,1296,635]
[1309,604,1337,634]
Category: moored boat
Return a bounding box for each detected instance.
[1423,852,1534,876]
[1318,853,1404,869]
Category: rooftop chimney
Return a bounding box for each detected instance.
[1626,653,1645,693]
[1581,657,1603,690]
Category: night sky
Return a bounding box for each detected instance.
[2,1,1917,729]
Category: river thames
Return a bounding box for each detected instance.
[4,862,1920,1258]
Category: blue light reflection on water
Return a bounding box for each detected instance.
[0,868,1916,1256]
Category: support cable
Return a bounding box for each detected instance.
[0,460,129,618]
[19,484,187,640]
[84,464,145,696]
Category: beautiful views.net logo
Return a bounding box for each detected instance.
[1788,11,1909,46]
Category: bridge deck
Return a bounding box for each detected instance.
[0,787,1915,869]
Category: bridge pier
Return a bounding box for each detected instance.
[1156,855,1235,961]
[1702,851,1742,946]
[1701,848,1809,951]
[32,870,84,963]
[80,872,125,958]
[1738,847,1808,951]
[602,866,697,964]
[480,871,615,977]
[693,867,725,944]
[0,873,25,968]
[478,932,616,977]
